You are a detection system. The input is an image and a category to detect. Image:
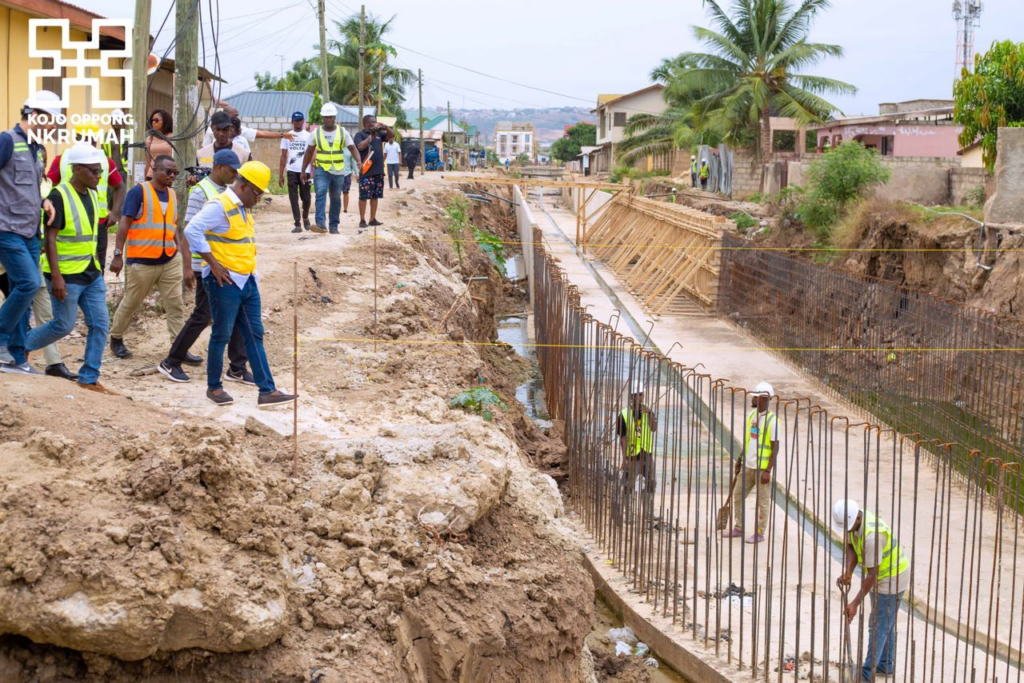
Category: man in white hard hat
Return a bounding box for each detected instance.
[617,377,658,494]
[724,382,778,543]
[0,91,60,373]
[690,155,698,188]
[700,158,710,190]
[301,102,362,234]
[833,499,910,681]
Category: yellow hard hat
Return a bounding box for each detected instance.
[238,161,271,192]
[73,122,100,136]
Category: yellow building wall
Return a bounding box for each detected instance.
[961,145,984,169]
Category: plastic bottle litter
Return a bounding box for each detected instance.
[607,626,637,644]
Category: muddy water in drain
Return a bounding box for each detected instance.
[497,315,551,427]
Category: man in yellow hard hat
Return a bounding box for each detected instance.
[183,161,296,409]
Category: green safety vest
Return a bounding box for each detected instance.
[690,160,698,174]
[102,141,129,169]
[745,409,776,470]
[190,177,221,265]
[60,150,109,219]
[42,182,100,275]
[700,164,709,179]
[313,126,346,172]
[621,408,653,458]
[853,511,910,581]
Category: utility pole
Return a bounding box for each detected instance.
[447,100,452,170]
[377,56,383,116]
[317,0,330,101]
[277,54,285,116]
[358,5,366,125]
[129,0,151,184]
[173,0,198,225]
[418,69,424,178]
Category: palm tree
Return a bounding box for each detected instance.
[666,0,854,171]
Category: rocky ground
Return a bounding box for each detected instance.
[0,173,592,682]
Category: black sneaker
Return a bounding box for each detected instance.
[110,337,133,359]
[225,368,256,386]
[292,226,303,233]
[359,219,368,229]
[258,390,296,409]
[303,218,311,230]
[158,360,190,383]
[206,388,234,406]
[45,363,79,381]
[329,228,339,235]
[369,219,383,227]
[183,352,203,366]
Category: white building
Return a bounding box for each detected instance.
[494,121,536,164]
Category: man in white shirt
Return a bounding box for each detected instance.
[201,103,293,148]
[384,131,402,190]
[278,111,314,233]
[725,381,779,544]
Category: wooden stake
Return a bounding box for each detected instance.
[292,261,299,477]
[373,223,378,352]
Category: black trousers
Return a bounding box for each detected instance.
[406,161,417,179]
[166,274,247,373]
[97,220,109,273]
[387,163,401,189]
[286,171,311,226]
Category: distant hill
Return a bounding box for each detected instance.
[403,105,595,147]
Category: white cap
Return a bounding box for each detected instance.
[24,90,62,118]
[691,155,696,160]
[753,381,774,398]
[63,143,106,166]
[320,102,338,117]
[630,377,645,394]
[832,499,860,534]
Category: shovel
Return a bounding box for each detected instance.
[715,466,739,531]
[839,584,855,682]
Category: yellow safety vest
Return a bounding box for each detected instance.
[206,192,256,275]
[191,177,220,267]
[700,164,709,179]
[621,408,653,458]
[746,409,776,470]
[60,150,109,219]
[42,182,100,275]
[313,126,346,172]
[690,160,698,174]
[853,511,910,581]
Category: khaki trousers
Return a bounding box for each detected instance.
[732,466,771,534]
[109,252,185,342]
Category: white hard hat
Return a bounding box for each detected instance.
[24,89,62,118]
[832,499,861,534]
[110,108,126,123]
[630,377,645,394]
[63,143,106,166]
[320,102,338,117]
[690,155,696,160]
[753,381,774,398]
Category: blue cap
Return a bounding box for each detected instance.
[212,149,241,169]
[291,111,305,121]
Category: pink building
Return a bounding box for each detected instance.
[812,99,963,158]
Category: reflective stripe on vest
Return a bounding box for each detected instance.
[191,178,220,263]
[42,183,100,275]
[126,181,177,260]
[746,410,776,469]
[853,511,910,581]
[60,152,109,219]
[206,192,256,275]
[621,408,653,458]
[313,126,345,172]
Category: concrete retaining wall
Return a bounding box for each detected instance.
[514,185,537,303]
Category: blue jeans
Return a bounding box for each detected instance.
[0,232,40,363]
[203,275,275,394]
[26,276,109,385]
[313,167,347,230]
[863,590,903,680]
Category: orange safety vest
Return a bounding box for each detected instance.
[126,181,178,260]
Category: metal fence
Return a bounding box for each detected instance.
[718,232,1024,509]
[532,226,1024,682]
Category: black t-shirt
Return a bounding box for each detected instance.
[353,129,387,176]
[44,187,100,285]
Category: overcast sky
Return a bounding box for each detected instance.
[80,0,1024,117]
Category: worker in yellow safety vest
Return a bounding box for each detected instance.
[724,381,778,544]
[617,377,658,494]
[690,155,698,188]
[300,101,363,235]
[833,499,911,681]
[699,159,710,190]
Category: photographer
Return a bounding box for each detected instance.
[353,115,390,229]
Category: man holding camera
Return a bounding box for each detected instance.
[353,115,390,230]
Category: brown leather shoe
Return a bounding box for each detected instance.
[80,382,118,395]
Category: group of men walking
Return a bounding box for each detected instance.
[0,92,294,408]
[618,379,909,681]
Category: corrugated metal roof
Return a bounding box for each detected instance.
[336,105,377,125]
[225,91,314,118]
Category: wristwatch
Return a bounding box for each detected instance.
[113,248,123,257]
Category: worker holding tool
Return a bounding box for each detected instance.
[833,499,910,682]
[617,378,658,494]
[184,160,295,408]
[724,382,778,544]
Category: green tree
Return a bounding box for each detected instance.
[550,122,597,162]
[664,0,854,187]
[798,141,889,236]
[954,40,1024,172]
[309,92,323,125]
